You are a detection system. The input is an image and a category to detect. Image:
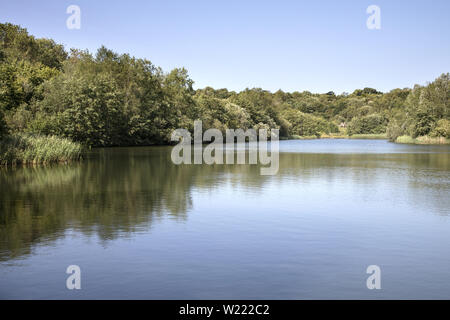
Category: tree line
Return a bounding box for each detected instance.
[0,23,449,147]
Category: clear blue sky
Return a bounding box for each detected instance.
[1,0,449,93]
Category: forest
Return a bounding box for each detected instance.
[0,22,449,164]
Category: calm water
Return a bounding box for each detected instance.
[1,139,449,299]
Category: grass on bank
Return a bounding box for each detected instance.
[286,133,388,140]
[395,135,450,145]
[348,133,387,139]
[0,134,83,166]
[287,134,320,140]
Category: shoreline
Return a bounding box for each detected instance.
[2,133,449,167]
[286,134,450,145]
[284,133,388,140]
[394,135,450,145]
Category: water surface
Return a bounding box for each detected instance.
[1,139,449,299]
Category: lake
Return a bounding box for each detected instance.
[1,139,449,299]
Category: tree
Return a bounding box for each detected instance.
[347,114,386,135]
[283,109,338,137]
[403,74,450,138]
[0,23,67,69]
[0,110,8,139]
[30,71,127,147]
[431,119,450,138]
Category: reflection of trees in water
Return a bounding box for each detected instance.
[0,147,196,261]
[277,152,450,217]
[1,147,449,261]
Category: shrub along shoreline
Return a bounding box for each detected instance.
[1,132,448,167]
[0,134,83,166]
[395,135,450,145]
[287,133,450,144]
[284,133,387,140]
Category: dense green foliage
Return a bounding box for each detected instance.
[0,22,449,149]
[283,109,338,137]
[385,74,450,141]
[0,110,7,139]
[347,113,386,135]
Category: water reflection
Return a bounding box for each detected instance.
[0,141,449,262]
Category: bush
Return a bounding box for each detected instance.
[395,135,416,144]
[30,72,129,147]
[430,119,450,138]
[416,136,450,144]
[395,135,450,145]
[386,119,404,142]
[347,114,386,135]
[283,110,338,137]
[411,112,435,138]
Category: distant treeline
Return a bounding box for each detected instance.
[0,22,449,147]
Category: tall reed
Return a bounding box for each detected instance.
[0,134,83,166]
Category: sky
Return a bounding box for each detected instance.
[1,0,449,94]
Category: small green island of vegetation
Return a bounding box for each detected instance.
[0,23,449,165]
